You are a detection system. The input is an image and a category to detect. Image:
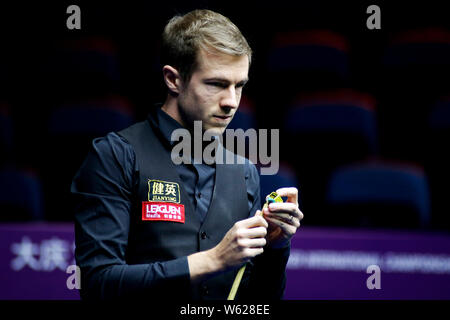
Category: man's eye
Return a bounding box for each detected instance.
[208,82,227,88]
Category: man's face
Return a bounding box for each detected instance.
[176,49,249,135]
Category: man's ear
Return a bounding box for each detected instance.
[163,65,183,95]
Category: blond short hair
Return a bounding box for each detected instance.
[162,9,252,82]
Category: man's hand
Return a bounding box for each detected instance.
[211,215,268,269]
[187,215,268,283]
[262,187,303,249]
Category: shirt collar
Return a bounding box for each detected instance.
[149,104,185,147]
[148,104,222,166]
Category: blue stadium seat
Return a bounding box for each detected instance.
[284,89,378,152]
[281,89,379,225]
[48,96,135,136]
[43,96,135,221]
[428,98,450,130]
[268,30,350,85]
[42,37,121,98]
[379,28,450,162]
[0,167,44,221]
[263,30,351,121]
[56,37,119,80]
[326,161,431,228]
[383,28,450,75]
[0,103,13,162]
[0,61,8,96]
[426,97,450,229]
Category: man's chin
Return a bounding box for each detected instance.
[203,126,226,136]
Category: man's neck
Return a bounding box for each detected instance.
[161,95,186,128]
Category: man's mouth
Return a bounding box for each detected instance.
[213,115,232,120]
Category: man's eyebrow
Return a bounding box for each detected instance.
[204,77,249,85]
[237,78,249,86]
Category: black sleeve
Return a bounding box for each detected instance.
[238,162,290,300]
[71,132,190,300]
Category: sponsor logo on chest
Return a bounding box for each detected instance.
[142,201,185,223]
[148,179,180,203]
[142,179,184,223]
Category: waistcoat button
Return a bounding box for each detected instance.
[201,285,209,295]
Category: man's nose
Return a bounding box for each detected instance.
[220,86,239,110]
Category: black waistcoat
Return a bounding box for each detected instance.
[117,113,249,300]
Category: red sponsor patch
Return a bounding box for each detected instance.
[142,201,185,223]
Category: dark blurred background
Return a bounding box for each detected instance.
[1,0,450,232]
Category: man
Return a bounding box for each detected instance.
[71,9,303,300]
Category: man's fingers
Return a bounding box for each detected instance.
[265,215,297,236]
[237,214,268,229]
[239,226,267,239]
[244,247,264,258]
[264,212,301,227]
[265,203,303,220]
[275,187,298,205]
[238,237,267,248]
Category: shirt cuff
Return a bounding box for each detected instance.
[161,256,191,283]
[263,244,291,261]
